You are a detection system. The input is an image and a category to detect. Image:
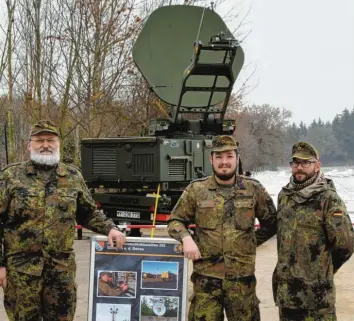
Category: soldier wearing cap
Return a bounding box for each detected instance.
[168,135,277,321]
[273,141,354,321]
[0,120,126,321]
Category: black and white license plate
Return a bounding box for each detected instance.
[116,211,140,219]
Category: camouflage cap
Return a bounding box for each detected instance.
[30,120,60,137]
[211,135,238,153]
[292,141,319,160]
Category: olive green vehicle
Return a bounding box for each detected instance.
[81,5,244,236]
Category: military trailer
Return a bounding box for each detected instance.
[161,271,177,281]
[81,5,245,236]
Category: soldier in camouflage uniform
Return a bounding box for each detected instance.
[0,120,126,321]
[98,272,126,297]
[273,141,354,321]
[167,135,277,321]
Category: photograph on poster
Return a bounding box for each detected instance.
[140,296,179,321]
[97,270,137,298]
[96,303,131,321]
[141,261,179,290]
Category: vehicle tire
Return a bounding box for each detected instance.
[129,228,142,237]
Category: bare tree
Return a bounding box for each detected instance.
[4,0,16,162]
[0,0,253,164]
[231,104,292,170]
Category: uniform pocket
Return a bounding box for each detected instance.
[13,189,40,219]
[293,220,327,281]
[196,200,221,229]
[56,188,78,219]
[58,188,78,198]
[234,196,255,231]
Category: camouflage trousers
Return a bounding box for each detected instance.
[279,307,337,321]
[4,259,77,321]
[188,273,260,321]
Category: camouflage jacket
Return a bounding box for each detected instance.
[0,161,116,275]
[167,175,277,279]
[273,176,354,309]
[98,279,124,297]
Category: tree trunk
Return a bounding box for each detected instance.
[6,0,16,163]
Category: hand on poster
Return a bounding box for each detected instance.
[182,235,201,261]
[108,228,126,250]
[0,267,6,288]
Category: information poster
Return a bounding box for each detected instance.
[88,236,188,321]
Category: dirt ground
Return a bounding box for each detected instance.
[1,229,354,321]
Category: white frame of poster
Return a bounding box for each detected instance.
[87,236,189,321]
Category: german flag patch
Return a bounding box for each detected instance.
[333,211,343,216]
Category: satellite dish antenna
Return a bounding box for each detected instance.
[133,5,244,123]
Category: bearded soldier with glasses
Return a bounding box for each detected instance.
[273,141,354,321]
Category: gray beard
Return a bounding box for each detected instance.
[30,150,60,166]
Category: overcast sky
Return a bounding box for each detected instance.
[218,0,354,125]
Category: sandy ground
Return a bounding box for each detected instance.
[1,229,354,321]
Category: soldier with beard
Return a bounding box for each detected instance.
[0,120,126,321]
[273,142,354,321]
[167,135,277,321]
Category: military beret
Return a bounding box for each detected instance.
[292,141,319,160]
[211,135,238,153]
[30,120,60,137]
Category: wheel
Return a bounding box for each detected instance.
[128,228,142,237]
[77,226,83,240]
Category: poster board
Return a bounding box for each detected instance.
[88,236,188,321]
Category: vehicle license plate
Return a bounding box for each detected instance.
[116,211,140,219]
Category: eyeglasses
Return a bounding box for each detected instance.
[289,160,317,168]
[30,138,59,145]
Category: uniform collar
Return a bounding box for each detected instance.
[25,161,68,177]
[207,174,245,190]
[25,161,36,175]
[56,163,68,177]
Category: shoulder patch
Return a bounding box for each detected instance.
[1,162,22,171]
[66,163,82,173]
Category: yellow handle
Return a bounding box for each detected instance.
[150,183,160,238]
